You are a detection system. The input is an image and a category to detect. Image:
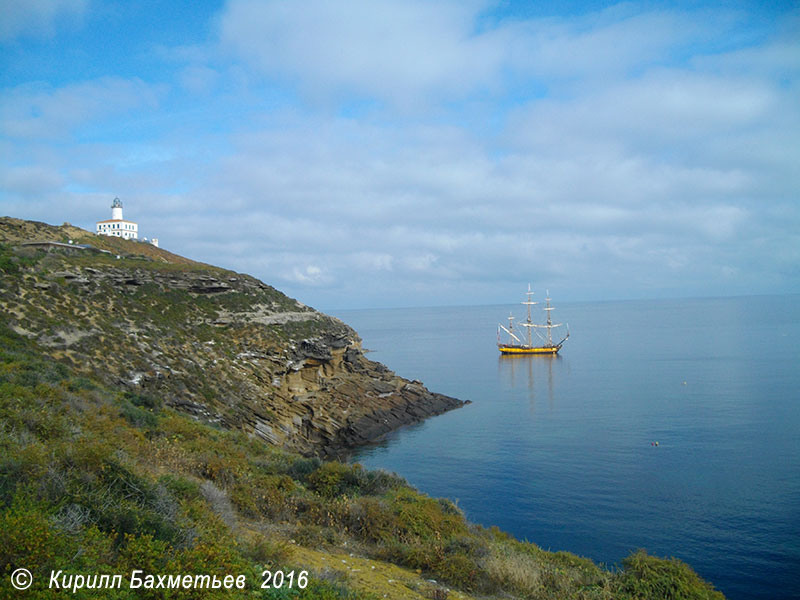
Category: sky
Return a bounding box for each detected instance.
[1,0,798,310]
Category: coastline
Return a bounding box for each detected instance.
[0,217,467,458]
[0,217,726,599]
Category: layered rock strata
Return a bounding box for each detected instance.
[0,217,466,456]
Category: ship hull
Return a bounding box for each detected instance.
[498,344,560,355]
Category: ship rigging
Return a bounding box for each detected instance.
[497,285,569,355]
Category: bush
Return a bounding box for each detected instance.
[124,391,161,410]
[288,456,323,480]
[292,524,342,548]
[241,532,292,566]
[0,495,61,573]
[120,400,159,429]
[307,462,365,498]
[435,552,482,591]
[231,474,295,519]
[159,474,201,501]
[359,468,406,496]
[386,488,468,543]
[346,496,398,543]
[614,549,725,600]
[0,245,19,274]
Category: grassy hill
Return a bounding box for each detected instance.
[0,218,724,599]
[0,217,464,456]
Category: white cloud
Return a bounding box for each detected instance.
[2,1,798,307]
[218,0,504,106]
[504,71,782,161]
[288,264,327,285]
[692,39,800,77]
[0,164,64,197]
[215,1,744,108]
[179,65,220,95]
[502,7,719,83]
[0,77,160,140]
[351,252,395,272]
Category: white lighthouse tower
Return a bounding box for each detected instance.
[111,197,123,220]
[96,197,138,240]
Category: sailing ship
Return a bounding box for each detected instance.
[497,285,569,355]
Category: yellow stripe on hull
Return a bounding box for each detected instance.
[498,345,560,355]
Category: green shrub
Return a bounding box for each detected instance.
[307,462,365,498]
[118,532,171,574]
[292,524,342,548]
[346,496,398,543]
[435,552,482,591]
[387,488,468,543]
[358,468,406,496]
[65,376,98,391]
[120,400,159,429]
[241,533,292,566]
[124,391,161,410]
[159,474,201,501]
[288,456,323,479]
[232,474,295,519]
[0,244,19,274]
[614,549,725,600]
[444,533,488,559]
[0,495,61,573]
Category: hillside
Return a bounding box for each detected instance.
[0,217,725,599]
[0,217,465,456]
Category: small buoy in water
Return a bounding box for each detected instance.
[655,441,659,446]
[682,381,687,385]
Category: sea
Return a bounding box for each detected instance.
[331,295,800,600]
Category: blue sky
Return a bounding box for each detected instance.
[1,0,798,309]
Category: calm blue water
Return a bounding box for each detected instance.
[332,296,800,600]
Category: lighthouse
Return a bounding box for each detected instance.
[111,197,123,220]
[96,197,138,240]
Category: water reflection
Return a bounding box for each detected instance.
[498,354,560,410]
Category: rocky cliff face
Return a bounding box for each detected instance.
[0,217,466,455]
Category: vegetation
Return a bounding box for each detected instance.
[0,325,725,599]
[0,222,354,454]
[0,219,725,598]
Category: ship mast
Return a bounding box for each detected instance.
[530,289,566,346]
[499,312,523,345]
[543,290,554,346]
[521,283,537,348]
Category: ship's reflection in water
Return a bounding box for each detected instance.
[498,354,564,412]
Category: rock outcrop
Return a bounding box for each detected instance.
[0,217,466,456]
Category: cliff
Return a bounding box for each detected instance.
[0,216,724,599]
[0,217,465,456]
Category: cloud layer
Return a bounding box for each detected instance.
[1,1,798,308]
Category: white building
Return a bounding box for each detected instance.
[96,198,138,240]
